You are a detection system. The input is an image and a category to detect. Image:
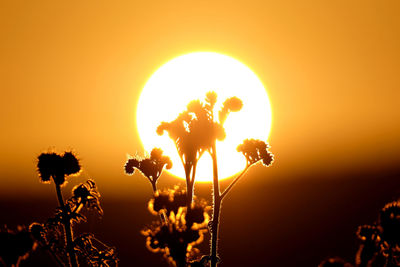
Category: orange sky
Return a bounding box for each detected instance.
[1,0,399,198]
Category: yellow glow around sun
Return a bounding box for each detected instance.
[136,52,272,182]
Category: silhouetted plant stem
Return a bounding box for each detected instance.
[220,165,250,200]
[55,183,78,267]
[210,143,221,267]
[149,181,167,223]
[44,247,64,267]
[151,181,157,193]
[184,162,197,210]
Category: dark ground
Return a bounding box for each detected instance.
[1,167,400,267]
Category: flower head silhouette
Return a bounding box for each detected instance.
[37,151,81,185]
[157,92,242,208]
[379,201,400,246]
[149,187,187,216]
[157,92,241,166]
[144,188,210,267]
[34,149,117,267]
[237,139,274,167]
[125,148,172,192]
[69,179,103,216]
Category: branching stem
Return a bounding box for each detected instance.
[55,182,78,267]
[150,181,167,223]
[210,143,221,267]
[220,165,250,200]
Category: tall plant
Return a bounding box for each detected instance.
[34,150,118,267]
[127,92,273,266]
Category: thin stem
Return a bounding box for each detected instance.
[55,183,78,267]
[190,161,197,185]
[220,165,250,200]
[185,163,194,210]
[210,143,221,267]
[151,181,167,223]
[72,203,83,214]
[43,245,65,267]
[151,180,157,193]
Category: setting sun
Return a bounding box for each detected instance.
[136,52,272,182]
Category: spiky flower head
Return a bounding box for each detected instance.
[124,148,172,185]
[37,151,81,185]
[157,92,242,173]
[149,187,187,216]
[70,180,103,216]
[237,139,274,167]
[379,201,400,245]
[356,224,380,243]
[29,223,46,244]
[205,91,217,108]
[218,96,243,125]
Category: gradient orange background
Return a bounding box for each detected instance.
[1,1,400,266]
[1,0,399,197]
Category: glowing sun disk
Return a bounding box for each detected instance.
[136,52,272,182]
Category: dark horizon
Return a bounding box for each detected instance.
[2,165,400,266]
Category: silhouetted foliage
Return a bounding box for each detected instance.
[237,139,274,167]
[37,151,81,185]
[0,226,35,267]
[142,188,210,267]
[322,200,400,267]
[128,92,273,267]
[74,234,118,267]
[149,187,187,217]
[30,150,118,267]
[125,148,172,192]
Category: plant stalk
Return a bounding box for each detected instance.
[150,181,167,223]
[220,165,249,200]
[210,143,221,267]
[185,164,194,210]
[55,183,78,267]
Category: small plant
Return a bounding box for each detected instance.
[0,226,35,267]
[30,150,118,267]
[126,92,273,266]
[320,200,400,267]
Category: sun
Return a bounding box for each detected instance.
[136,52,272,182]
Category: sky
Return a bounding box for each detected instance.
[1,0,399,198]
[1,1,400,266]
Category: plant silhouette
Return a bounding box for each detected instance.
[0,226,35,267]
[320,200,400,267]
[30,150,118,267]
[127,92,273,266]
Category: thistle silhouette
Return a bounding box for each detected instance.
[31,150,118,267]
[125,148,172,192]
[142,188,210,267]
[128,92,274,267]
[321,200,400,267]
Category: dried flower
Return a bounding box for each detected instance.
[37,151,81,185]
[149,187,187,216]
[379,201,400,246]
[218,96,243,125]
[237,139,274,167]
[125,148,172,190]
[69,179,103,216]
[144,189,210,267]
